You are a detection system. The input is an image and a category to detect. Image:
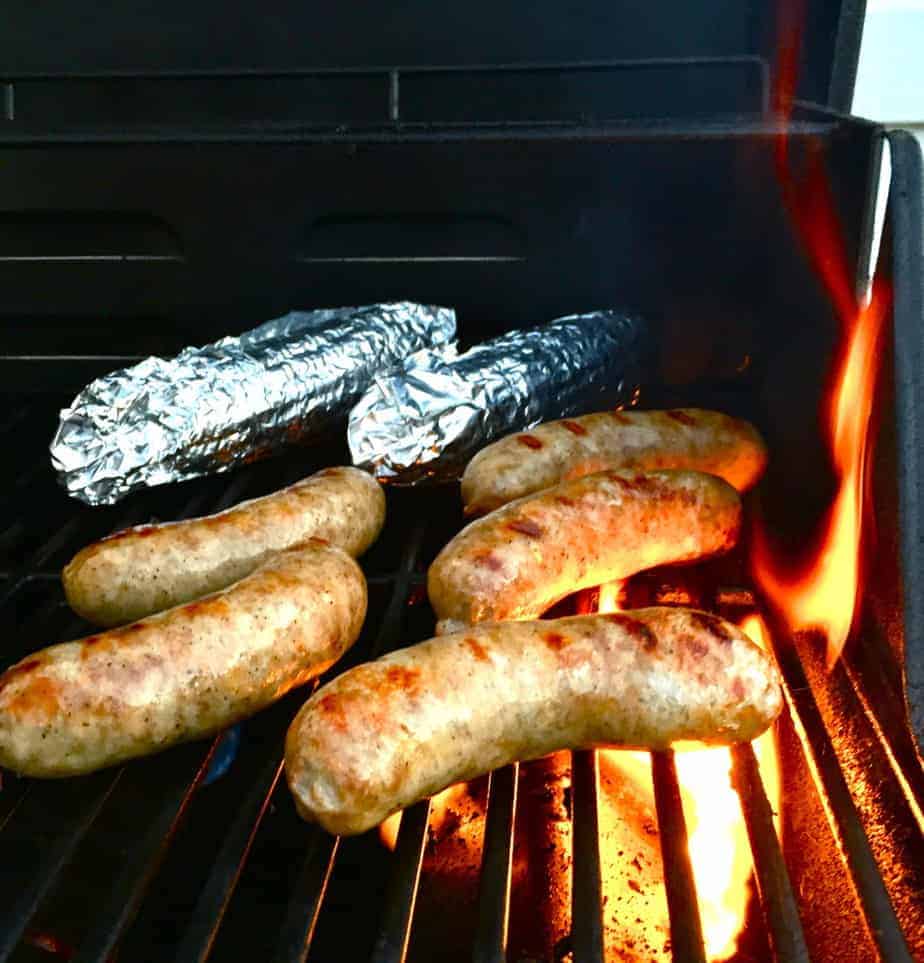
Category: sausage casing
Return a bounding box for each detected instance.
[285,608,782,835]
[63,465,383,626]
[461,408,767,515]
[429,468,740,634]
[0,541,366,777]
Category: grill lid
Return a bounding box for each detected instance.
[2,0,865,127]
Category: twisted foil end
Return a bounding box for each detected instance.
[349,310,647,484]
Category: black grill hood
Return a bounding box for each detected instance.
[4,0,866,113]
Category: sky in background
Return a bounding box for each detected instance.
[854,0,924,121]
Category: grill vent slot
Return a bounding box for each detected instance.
[0,212,182,262]
[300,214,525,264]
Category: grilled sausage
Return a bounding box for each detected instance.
[429,469,740,635]
[0,541,366,777]
[285,608,782,835]
[461,408,767,515]
[63,465,384,627]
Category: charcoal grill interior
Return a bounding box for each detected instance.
[3,2,924,959]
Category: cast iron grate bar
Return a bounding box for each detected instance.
[0,513,88,608]
[0,772,123,962]
[272,831,340,963]
[67,471,306,963]
[571,749,605,962]
[371,799,431,963]
[72,740,220,963]
[766,626,915,963]
[471,764,518,963]
[274,518,428,963]
[730,742,811,963]
[175,756,285,963]
[0,601,97,839]
[0,770,121,961]
[365,519,433,963]
[1,412,915,963]
[0,776,30,835]
[0,499,179,945]
[0,484,213,603]
[651,749,707,963]
[0,480,252,962]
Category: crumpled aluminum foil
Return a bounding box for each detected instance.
[349,309,647,483]
[51,302,456,505]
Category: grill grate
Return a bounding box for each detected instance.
[0,398,919,963]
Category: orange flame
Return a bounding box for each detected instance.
[751,2,892,669]
[378,808,401,851]
[378,782,471,851]
[678,614,781,960]
[598,600,780,960]
[752,283,889,668]
[597,579,626,614]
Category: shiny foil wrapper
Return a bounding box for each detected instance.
[349,309,647,483]
[51,302,456,505]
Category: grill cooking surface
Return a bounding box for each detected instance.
[0,399,921,963]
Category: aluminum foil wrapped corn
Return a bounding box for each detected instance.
[349,309,647,483]
[51,302,455,505]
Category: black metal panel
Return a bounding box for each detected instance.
[885,130,924,753]
[0,117,881,391]
[0,2,757,76]
[0,60,767,138]
[2,1,864,113]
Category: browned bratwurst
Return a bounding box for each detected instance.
[63,465,384,626]
[0,541,366,777]
[285,609,782,835]
[429,468,740,635]
[461,408,767,515]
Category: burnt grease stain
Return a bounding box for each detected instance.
[507,518,544,539]
[605,613,658,651]
[560,420,588,436]
[517,434,543,450]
